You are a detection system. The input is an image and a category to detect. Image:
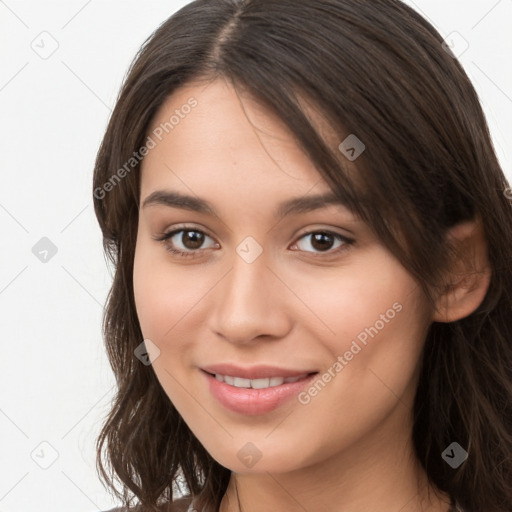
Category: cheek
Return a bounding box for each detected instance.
[293,252,429,413]
[133,240,218,346]
[133,237,181,343]
[132,243,206,404]
[286,254,418,355]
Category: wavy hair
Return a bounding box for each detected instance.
[92,1,512,511]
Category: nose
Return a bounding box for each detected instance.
[208,247,292,345]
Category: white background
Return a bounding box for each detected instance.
[0,1,511,511]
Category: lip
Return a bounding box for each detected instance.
[201,368,318,415]
[201,363,317,380]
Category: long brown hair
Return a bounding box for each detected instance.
[92,1,512,511]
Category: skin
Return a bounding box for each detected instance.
[133,77,490,512]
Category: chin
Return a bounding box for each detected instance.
[206,439,316,475]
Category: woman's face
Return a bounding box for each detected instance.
[133,78,434,474]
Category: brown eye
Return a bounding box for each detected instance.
[156,227,218,258]
[179,230,205,249]
[310,232,336,251]
[292,230,353,256]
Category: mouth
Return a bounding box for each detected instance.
[200,367,319,415]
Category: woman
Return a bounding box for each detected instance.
[92,1,512,511]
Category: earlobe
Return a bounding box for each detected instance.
[432,216,492,323]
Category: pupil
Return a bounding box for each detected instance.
[183,230,204,249]
[312,233,333,251]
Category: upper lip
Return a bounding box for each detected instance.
[201,364,318,380]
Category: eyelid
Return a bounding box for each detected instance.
[156,223,215,241]
[157,223,354,241]
[293,225,354,242]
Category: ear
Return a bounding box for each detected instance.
[432,216,492,323]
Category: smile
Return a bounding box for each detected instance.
[201,368,319,415]
[211,373,310,389]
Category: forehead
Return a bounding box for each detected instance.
[141,78,333,194]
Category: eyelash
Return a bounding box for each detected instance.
[154,226,354,260]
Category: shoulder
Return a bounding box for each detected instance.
[102,496,194,512]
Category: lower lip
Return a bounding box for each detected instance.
[202,370,318,415]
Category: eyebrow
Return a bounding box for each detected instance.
[141,190,350,219]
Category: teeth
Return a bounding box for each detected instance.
[233,377,252,388]
[251,378,271,389]
[214,373,308,389]
[269,376,285,386]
